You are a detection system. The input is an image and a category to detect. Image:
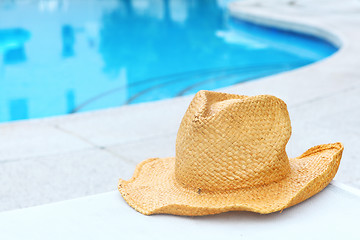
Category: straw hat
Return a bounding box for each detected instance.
[118,90,343,216]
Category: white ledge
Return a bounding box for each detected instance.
[0,182,359,239]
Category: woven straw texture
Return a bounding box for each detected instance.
[118,90,343,216]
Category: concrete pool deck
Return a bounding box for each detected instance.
[1,0,360,212]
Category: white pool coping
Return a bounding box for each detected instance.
[0,181,359,239]
[1,0,360,212]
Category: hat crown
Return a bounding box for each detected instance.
[175,91,292,191]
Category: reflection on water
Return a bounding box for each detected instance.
[0,28,30,51]
[0,28,30,45]
[0,0,15,10]
[4,45,26,64]
[66,90,76,113]
[0,0,337,122]
[9,98,28,120]
[62,25,75,58]
[38,0,68,12]
[0,28,30,64]
[99,0,224,80]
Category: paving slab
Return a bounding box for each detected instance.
[0,122,92,161]
[0,148,133,212]
[47,96,190,147]
[107,133,177,164]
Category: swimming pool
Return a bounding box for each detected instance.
[0,0,337,122]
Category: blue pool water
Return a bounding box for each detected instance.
[0,0,337,122]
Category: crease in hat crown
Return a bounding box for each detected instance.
[175,90,292,191]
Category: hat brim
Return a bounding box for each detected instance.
[118,143,343,216]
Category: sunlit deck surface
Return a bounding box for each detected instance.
[0,182,359,239]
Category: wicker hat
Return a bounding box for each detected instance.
[118,90,343,216]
